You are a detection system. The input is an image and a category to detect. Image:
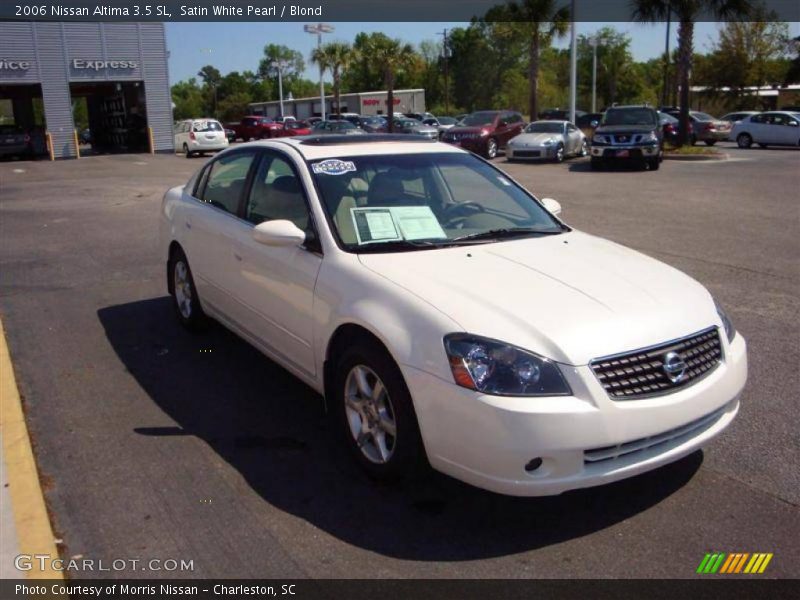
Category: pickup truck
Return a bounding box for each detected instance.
[225,116,284,141]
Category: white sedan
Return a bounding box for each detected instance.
[506,120,588,162]
[174,118,229,158]
[159,135,747,496]
[731,111,800,148]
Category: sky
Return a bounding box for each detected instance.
[165,21,800,86]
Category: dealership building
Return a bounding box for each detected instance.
[0,21,174,158]
[249,88,427,119]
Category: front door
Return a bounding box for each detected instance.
[230,150,322,376]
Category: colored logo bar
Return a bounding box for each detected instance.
[697,552,773,574]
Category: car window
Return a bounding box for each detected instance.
[246,153,309,230]
[462,112,498,127]
[567,123,577,132]
[310,153,562,250]
[750,114,766,124]
[692,112,714,121]
[769,114,787,126]
[193,120,222,132]
[201,151,257,215]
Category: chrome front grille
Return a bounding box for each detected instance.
[590,327,722,400]
[584,404,727,464]
[611,133,643,144]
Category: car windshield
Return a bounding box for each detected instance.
[333,121,357,129]
[526,122,564,133]
[602,109,657,126]
[309,152,565,252]
[286,121,307,129]
[461,112,498,127]
[659,113,678,124]
[193,121,222,132]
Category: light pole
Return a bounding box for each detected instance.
[438,29,450,114]
[199,48,216,118]
[270,59,289,118]
[304,23,334,120]
[568,0,577,124]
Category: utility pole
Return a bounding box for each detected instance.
[271,59,289,118]
[438,29,450,114]
[590,36,598,113]
[304,23,334,120]
[661,8,671,108]
[568,0,577,124]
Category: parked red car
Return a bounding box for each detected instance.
[441,110,525,158]
[273,120,313,137]
[225,116,284,141]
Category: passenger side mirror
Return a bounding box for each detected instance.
[252,220,306,247]
[541,197,562,216]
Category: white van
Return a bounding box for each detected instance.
[174,119,228,158]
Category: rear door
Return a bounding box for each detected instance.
[184,149,259,316]
[566,122,581,154]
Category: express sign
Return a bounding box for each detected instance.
[72,59,139,70]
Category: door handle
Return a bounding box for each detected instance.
[233,251,242,262]
[185,221,192,229]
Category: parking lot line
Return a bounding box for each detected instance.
[0,319,63,580]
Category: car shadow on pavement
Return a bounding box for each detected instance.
[98,297,702,562]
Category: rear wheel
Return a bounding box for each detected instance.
[333,338,425,481]
[183,143,193,158]
[737,133,752,148]
[485,137,498,159]
[169,248,207,331]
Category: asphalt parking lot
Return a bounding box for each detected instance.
[0,142,798,579]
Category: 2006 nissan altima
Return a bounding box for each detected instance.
[159,134,747,496]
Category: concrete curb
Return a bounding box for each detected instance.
[663,152,728,161]
[0,319,63,580]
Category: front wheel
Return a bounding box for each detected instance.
[647,157,660,171]
[737,133,753,148]
[590,157,603,171]
[554,143,565,163]
[579,139,588,157]
[485,137,498,159]
[333,339,424,481]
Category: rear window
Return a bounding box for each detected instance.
[193,120,222,132]
[692,112,714,121]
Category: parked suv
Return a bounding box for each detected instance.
[442,110,525,158]
[590,105,663,170]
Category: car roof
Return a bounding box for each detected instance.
[247,135,465,160]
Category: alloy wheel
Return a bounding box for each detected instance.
[486,139,498,159]
[344,365,397,464]
[173,260,193,319]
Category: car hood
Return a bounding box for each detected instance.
[358,231,717,365]
[446,125,493,134]
[511,132,563,145]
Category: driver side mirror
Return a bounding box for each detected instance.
[541,197,562,216]
[252,220,306,247]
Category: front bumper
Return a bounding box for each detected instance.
[591,143,660,160]
[403,333,747,496]
[507,145,557,160]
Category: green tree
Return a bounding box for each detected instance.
[487,0,570,120]
[365,36,417,129]
[310,41,354,115]
[632,0,753,145]
[171,78,205,120]
[578,28,644,109]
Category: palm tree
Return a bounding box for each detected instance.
[365,35,416,132]
[632,0,753,146]
[492,0,570,121]
[310,42,353,116]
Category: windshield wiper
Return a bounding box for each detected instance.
[354,239,440,253]
[450,227,564,242]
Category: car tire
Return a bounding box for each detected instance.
[169,247,207,331]
[580,139,588,157]
[485,138,498,159]
[647,157,660,171]
[555,143,565,163]
[183,143,193,158]
[705,140,717,146]
[737,133,752,148]
[332,337,425,481]
[590,157,603,171]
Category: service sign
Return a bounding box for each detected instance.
[71,59,139,71]
[0,59,31,71]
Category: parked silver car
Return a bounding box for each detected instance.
[731,111,800,148]
[506,120,587,162]
[391,117,439,140]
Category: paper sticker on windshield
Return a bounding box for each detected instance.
[351,208,401,244]
[312,159,356,176]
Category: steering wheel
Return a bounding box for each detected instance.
[442,201,486,225]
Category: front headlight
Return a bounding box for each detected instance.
[444,334,571,396]
[644,131,658,142]
[714,299,736,343]
[593,134,608,144]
